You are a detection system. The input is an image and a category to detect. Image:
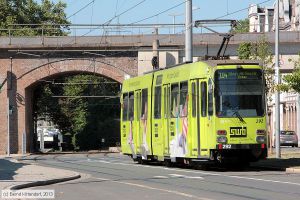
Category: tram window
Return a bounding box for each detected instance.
[122,93,129,121]
[137,91,141,120]
[164,87,168,118]
[171,83,179,118]
[180,82,188,117]
[141,89,148,119]
[201,82,207,117]
[192,82,196,117]
[154,86,161,119]
[208,79,213,116]
[156,75,163,85]
[128,92,134,121]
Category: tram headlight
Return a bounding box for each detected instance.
[217,136,227,144]
[256,136,266,143]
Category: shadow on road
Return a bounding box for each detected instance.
[131,159,300,172]
[0,159,28,180]
[251,157,300,170]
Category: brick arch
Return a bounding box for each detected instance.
[6,57,134,154]
[18,58,129,88]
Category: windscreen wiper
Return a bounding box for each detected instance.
[223,101,246,124]
[232,109,246,124]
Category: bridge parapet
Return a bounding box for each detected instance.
[1,32,300,49]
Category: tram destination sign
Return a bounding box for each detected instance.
[216,70,261,80]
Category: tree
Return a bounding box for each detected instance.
[0,0,70,36]
[282,70,300,93]
[232,19,249,33]
[237,36,274,97]
[279,53,300,93]
[237,42,252,59]
[34,74,121,150]
[34,83,72,135]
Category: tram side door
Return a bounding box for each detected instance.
[121,93,130,154]
[199,80,209,158]
[135,90,142,155]
[152,85,164,158]
[121,92,136,157]
[139,88,151,159]
[190,79,209,158]
[162,84,170,155]
[190,80,200,157]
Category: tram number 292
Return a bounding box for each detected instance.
[222,144,232,149]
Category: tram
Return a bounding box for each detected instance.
[120,60,267,165]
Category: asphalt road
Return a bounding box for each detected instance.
[25,152,300,200]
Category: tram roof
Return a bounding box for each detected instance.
[142,59,262,75]
[202,60,262,67]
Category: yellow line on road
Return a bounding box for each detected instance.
[115,180,211,199]
[93,177,212,200]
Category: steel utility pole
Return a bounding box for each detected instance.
[152,27,159,69]
[275,0,281,158]
[185,0,193,62]
[297,94,300,147]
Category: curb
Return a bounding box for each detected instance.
[250,165,286,171]
[251,165,300,173]
[24,150,121,156]
[254,166,300,174]
[286,168,300,173]
[9,174,81,190]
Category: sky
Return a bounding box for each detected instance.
[49,0,276,35]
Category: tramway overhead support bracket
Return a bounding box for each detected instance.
[194,19,236,59]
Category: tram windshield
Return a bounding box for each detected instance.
[215,69,265,117]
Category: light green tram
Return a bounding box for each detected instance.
[121,60,267,165]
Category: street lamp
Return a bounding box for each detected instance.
[169,13,183,34]
[169,6,199,34]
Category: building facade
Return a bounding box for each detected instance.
[249,0,300,32]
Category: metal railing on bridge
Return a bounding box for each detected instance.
[0,23,186,45]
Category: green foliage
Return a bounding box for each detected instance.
[34,83,71,135]
[34,74,121,150]
[0,0,70,36]
[251,36,273,66]
[232,19,249,33]
[282,71,300,93]
[279,53,300,93]
[237,42,252,59]
[237,36,273,63]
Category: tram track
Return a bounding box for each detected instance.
[19,153,300,200]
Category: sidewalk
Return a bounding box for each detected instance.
[0,156,80,190]
[251,148,300,173]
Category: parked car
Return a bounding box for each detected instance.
[280,131,298,147]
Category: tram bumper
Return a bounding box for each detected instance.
[214,144,268,162]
